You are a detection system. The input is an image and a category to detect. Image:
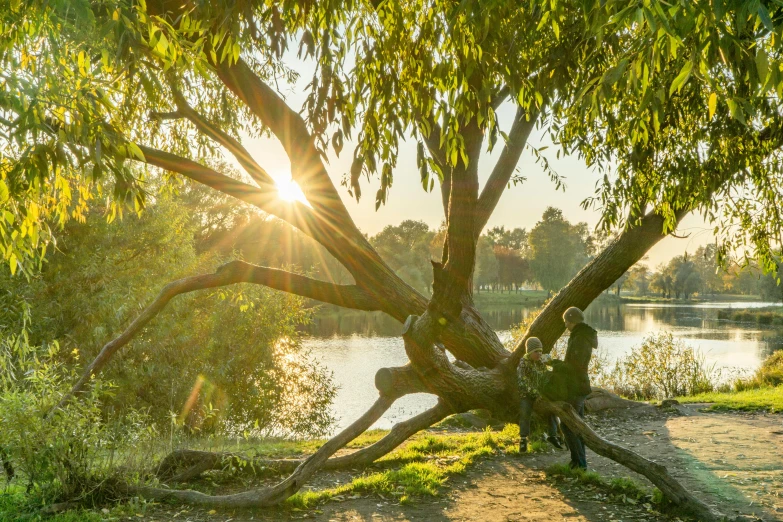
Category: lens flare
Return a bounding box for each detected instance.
[275,176,308,205]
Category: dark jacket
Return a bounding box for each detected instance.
[564,322,597,397]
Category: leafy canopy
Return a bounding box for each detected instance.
[2,0,783,278]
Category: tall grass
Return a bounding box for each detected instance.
[734,350,783,391]
[596,333,718,400]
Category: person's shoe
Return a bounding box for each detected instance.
[547,435,564,449]
[518,437,529,453]
[569,460,587,471]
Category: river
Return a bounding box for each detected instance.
[302,300,783,433]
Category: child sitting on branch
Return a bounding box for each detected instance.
[516,337,564,453]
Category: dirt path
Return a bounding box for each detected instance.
[134,406,782,522]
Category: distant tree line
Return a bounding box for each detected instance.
[368,207,596,296]
[617,245,783,301]
[181,200,783,303]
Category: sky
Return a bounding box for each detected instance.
[239,63,716,269]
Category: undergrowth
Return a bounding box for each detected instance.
[546,464,674,515]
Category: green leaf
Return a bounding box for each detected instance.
[9,252,17,275]
[758,5,773,31]
[0,180,8,204]
[155,32,169,55]
[708,92,717,119]
[726,99,745,123]
[669,61,693,96]
[755,50,769,82]
[127,142,146,161]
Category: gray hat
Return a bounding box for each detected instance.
[525,337,543,354]
[563,306,585,324]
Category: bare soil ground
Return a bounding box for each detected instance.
[132,405,783,522]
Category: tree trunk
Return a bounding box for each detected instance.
[508,211,685,365]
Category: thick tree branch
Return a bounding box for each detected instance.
[169,86,276,189]
[374,364,429,397]
[149,110,183,121]
[508,209,685,367]
[475,106,539,236]
[402,314,512,415]
[508,119,783,368]
[432,119,483,313]
[537,400,725,522]
[136,144,319,233]
[54,261,380,411]
[213,59,357,232]
[490,85,510,111]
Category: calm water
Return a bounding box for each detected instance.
[303,301,783,433]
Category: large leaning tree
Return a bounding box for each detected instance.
[3,0,783,519]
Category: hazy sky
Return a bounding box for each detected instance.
[239,68,716,269]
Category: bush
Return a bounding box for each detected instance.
[599,332,717,400]
[735,350,783,391]
[0,193,337,438]
[0,332,153,509]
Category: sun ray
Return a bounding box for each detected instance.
[274,174,310,206]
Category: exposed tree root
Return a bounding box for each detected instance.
[132,396,394,507]
[538,400,726,522]
[156,400,452,483]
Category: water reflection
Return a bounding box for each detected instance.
[304,301,783,433]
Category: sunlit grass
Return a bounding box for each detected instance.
[546,463,670,511]
[285,427,518,509]
[675,385,783,412]
[2,421,554,518]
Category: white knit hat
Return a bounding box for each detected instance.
[525,337,543,354]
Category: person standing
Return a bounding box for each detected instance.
[560,306,597,470]
[516,337,563,453]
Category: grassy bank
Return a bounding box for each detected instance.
[675,385,783,412]
[0,422,537,521]
[716,307,783,325]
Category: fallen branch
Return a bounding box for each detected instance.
[156,400,452,482]
[537,400,726,522]
[133,396,394,507]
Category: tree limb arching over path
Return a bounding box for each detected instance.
[7,1,783,521]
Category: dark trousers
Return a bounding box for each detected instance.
[561,395,587,468]
[519,396,558,439]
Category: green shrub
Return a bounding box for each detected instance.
[598,332,717,400]
[0,192,337,438]
[0,332,153,509]
[735,351,783,390]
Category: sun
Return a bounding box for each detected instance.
[274,175,309,205]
